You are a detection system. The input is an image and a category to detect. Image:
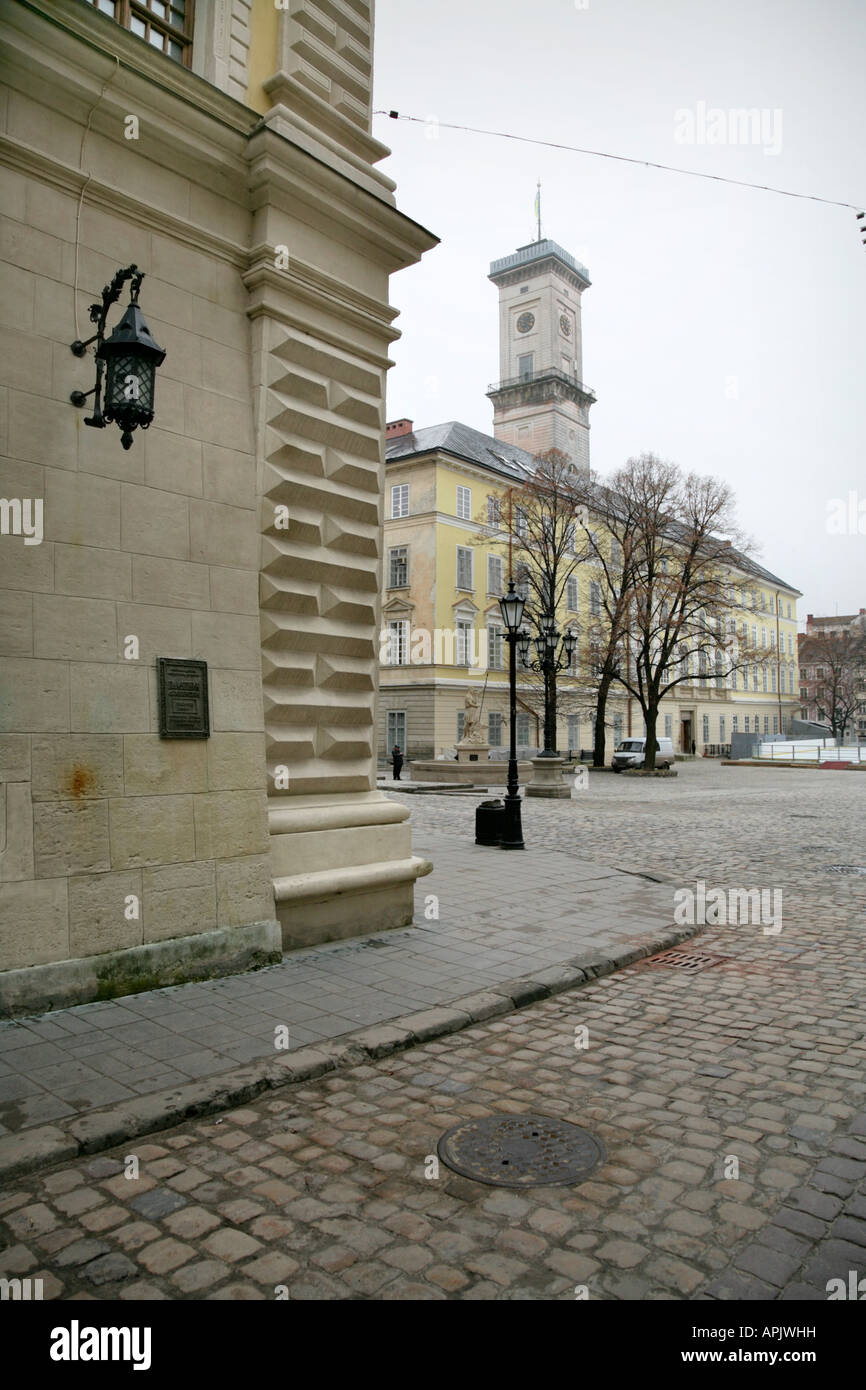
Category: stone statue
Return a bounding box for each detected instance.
[460,687,484,745]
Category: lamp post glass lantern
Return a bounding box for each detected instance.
[498,579,526,850]
[523,611,577,757]
[70,265,165,450]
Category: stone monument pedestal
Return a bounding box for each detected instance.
[526,755,571,798]
[456,742,489,764]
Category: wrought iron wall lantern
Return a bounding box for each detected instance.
[70,264,166,450]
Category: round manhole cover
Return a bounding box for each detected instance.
[437,1114,604,1188]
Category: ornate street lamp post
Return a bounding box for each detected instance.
[498,578,527,850]
[70,264,166,450]
[519,613,577,756]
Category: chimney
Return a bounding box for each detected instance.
[386,419,413,439]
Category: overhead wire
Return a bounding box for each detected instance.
[375,111,865,236]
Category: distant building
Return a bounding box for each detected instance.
[804,610,866,638]
[486,239,595,472]
[798,611,866,736]
[380,232,802,763]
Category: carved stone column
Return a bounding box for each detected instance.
[245,2,437,948]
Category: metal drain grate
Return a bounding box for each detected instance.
[825,865,866,875]
[647,948,729,972]
[437,1114,604,1188]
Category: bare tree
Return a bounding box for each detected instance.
[605,453,759,769]
[805,630,866,740]
[477,449,589,751]
[571,474,644,766]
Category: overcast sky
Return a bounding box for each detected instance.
[373,0,865,625]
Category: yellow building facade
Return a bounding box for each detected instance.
[379,427,801,763]
[379,236,801,765]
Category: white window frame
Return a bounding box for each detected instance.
[456,546,473,592]
[455,620,473,667]
[487,553,503,597]
[387,619,409,666]
[456,485,472,521]
[487,624,504,670]
[388,545,408,588]
[390,483,409,519]
[488,711,503,746]
[386,710,406,751]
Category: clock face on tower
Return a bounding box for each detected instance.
[516,311,535,334]
[559,313,572,337]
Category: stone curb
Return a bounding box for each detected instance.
[0,921,701,1183]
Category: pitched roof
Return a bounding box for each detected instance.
[385,420,534,482]
[386,420,800,595]
[808,613,862,627]
[722,549,801,597]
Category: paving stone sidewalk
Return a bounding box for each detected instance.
[0,892,862,1302]
[0,762,863,1300]
[0,827,684,1140]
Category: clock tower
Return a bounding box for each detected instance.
[487,238,595,471]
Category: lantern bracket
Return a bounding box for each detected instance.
[69,265,161,447]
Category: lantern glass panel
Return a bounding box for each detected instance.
[499,587,525,633]
[105,355,156,418]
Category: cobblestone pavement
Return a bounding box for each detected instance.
[0,762,864,1300]
[4,761,862,1141]
[394,759,866,915]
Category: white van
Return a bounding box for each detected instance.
[611,736,675,771]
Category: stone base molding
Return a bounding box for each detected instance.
[409,760,534,786]
[525,756,572,798]
[269,793,432,949]
[0,920,282,1019]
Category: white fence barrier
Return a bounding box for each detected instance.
[756,740,865,763]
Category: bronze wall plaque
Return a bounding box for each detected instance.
[157,658,210,739]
